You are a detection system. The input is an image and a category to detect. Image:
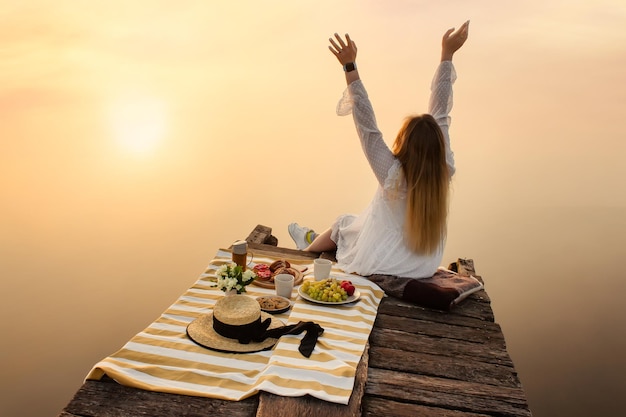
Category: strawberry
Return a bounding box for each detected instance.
[341,280,355,296]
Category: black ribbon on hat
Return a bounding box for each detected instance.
[213,316,272,344]
[213,317,324,357]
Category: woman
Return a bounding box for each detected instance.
[289,21,469,279]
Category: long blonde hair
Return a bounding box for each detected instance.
[392,114,450,255]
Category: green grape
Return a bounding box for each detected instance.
[303,278,350,303]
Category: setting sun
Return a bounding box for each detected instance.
[108,93,168,155]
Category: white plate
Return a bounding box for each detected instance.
[298,285,361,305]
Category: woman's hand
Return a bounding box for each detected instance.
[328,33,357,66]
[441,20,470,61]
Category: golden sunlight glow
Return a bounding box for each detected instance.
[108,93,168,155]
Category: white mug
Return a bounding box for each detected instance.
[313,258,332,281]
[274,273,295,299]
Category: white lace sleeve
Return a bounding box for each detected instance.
[336,80,396,186]
[428,61,457,176]
[382,160,406,201]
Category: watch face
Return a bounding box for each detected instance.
[345,63,356,72]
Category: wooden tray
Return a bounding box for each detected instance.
[251,267,304,289]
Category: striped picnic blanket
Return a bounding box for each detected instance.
[86,249,384,404]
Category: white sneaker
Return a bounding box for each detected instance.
[288,223,316,250]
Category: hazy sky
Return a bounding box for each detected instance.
[3,1,625,214]
[1,2,625,416]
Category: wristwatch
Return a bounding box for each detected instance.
[343,62,357,72]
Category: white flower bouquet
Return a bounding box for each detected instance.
[215,263,257,294]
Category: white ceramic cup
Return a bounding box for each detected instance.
[274,273,295,299]
[313,258,332,281]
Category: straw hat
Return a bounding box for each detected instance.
[187,295,284,353]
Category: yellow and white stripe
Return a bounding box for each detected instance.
[87,249,384,404]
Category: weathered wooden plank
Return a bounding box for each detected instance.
[256,344,369,417]
[377,296,495,326]
[368,346,522,388]
[369,327,514,367]
[469,288,491,304]
[248,242,319,261]
[374,313,505,344]
[363,397,492,417]
[366,368,531,417]
[448,258,477,277]
[61,378,258,417]
[246,224,278,246]
[246,225,338,261]
[444,296,495,321]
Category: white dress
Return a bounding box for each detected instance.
[331,61,457,279]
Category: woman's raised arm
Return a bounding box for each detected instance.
[329,33,396,186]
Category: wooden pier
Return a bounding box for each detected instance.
[60,225,531,417]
